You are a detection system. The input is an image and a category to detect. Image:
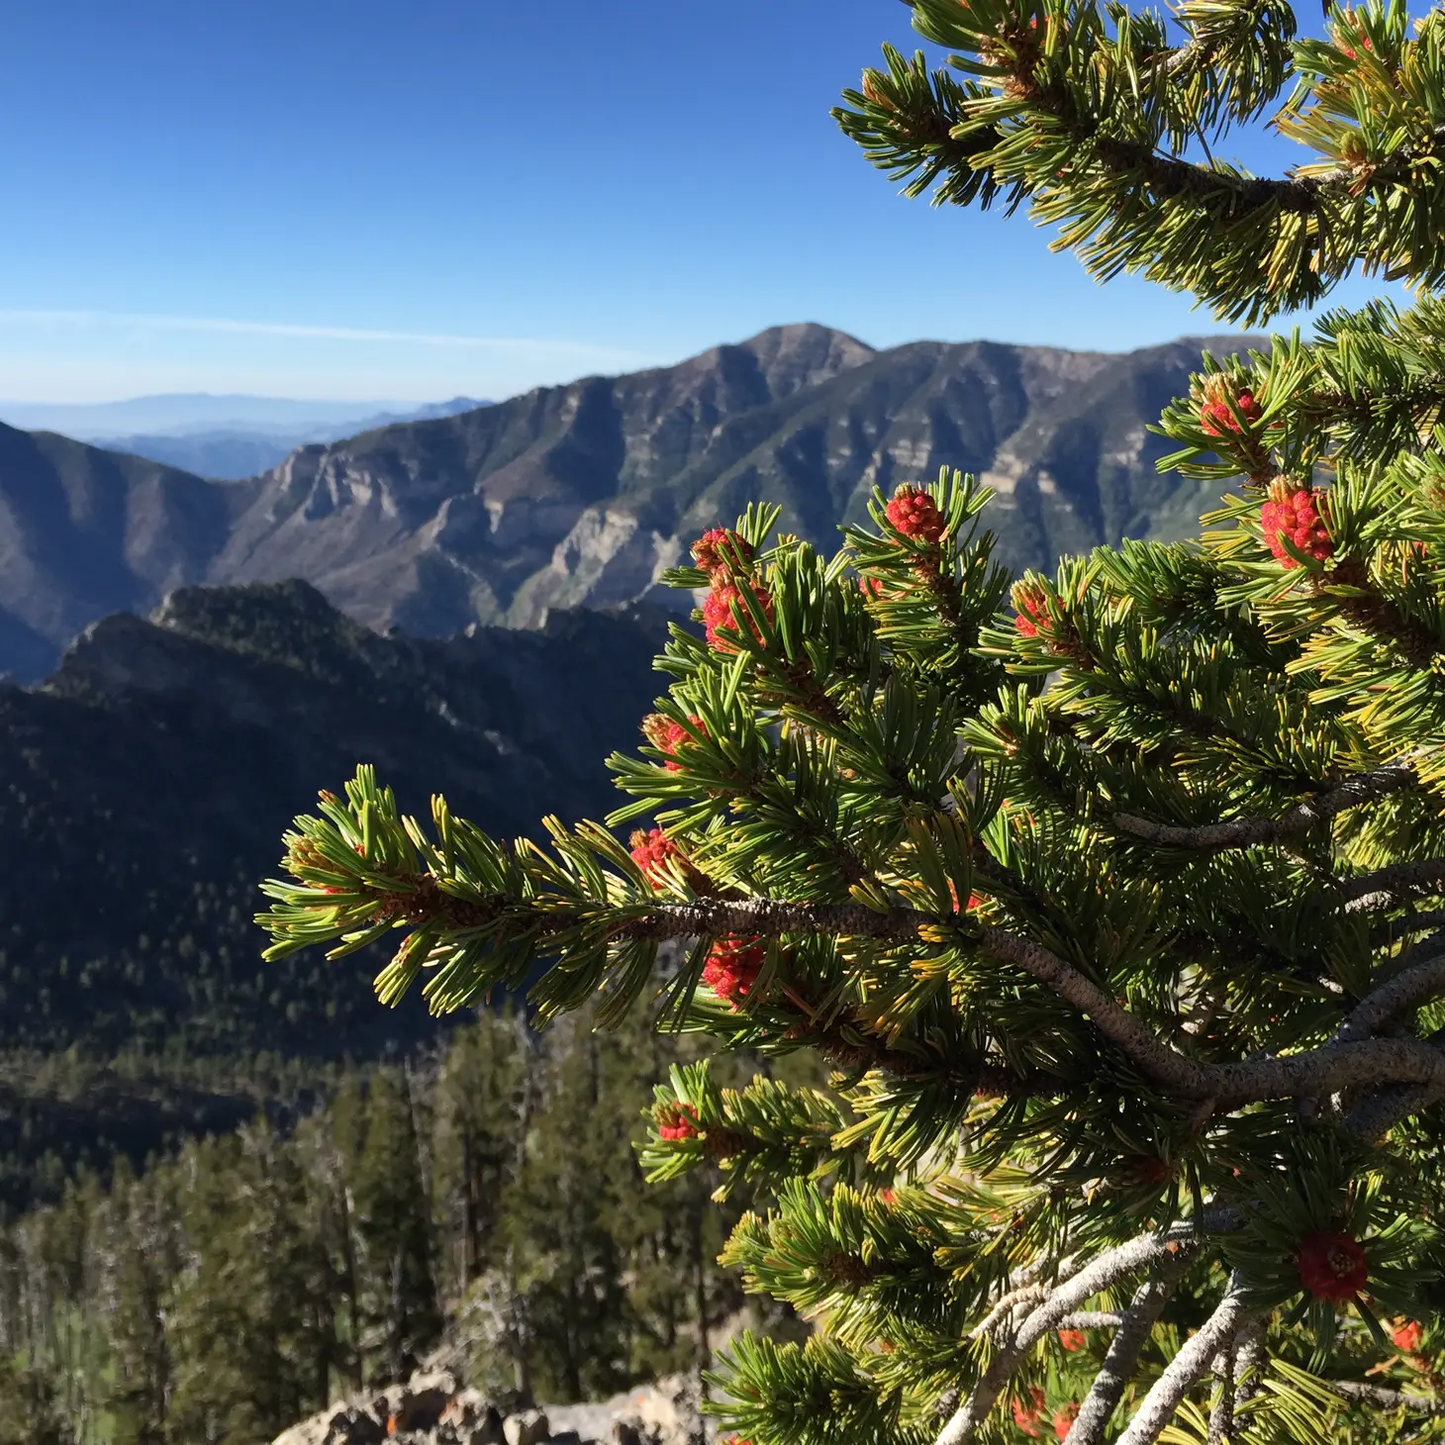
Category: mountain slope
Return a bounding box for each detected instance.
[214,324,1255,637]
[0,424,259,677]
[0,580,668,1059]
[0,323,1258,678]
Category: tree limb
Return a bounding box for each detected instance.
[1343,858,1445,911]
[1111,764,1417,850]
[1336,944,1445,1043]
[1066,1266,1185,1445]
[1056,1311,1126,1331]
[1369,911,1445,948]
[1206,1337,1238,1445]
[1114,1280,1252,1445]
[360,882,1445,1107]
[1325,1379,1445,1417]
[934,1218,1235,1444]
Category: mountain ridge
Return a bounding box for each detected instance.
[0,323,1261,678]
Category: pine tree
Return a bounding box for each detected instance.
[337,1068,443,1385]
[102,1166,174,1445]
[262,7,1445,1433]
[167,1127,334,1445]
[429,1010,528,1298]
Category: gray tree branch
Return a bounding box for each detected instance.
[1325,1379,1445,1416]
[1065,1266,1184,1445]
[1111,764,1417,850]
[933,1218,1235,1445]
[1114,1280,1252,1445]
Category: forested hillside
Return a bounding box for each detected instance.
[0,582,667,1208]
[0,1009,795,1445]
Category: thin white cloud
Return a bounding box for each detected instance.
[0,308,648,362]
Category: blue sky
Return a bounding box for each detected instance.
[0,0,1409,402]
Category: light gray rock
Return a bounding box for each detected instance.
[502,1409,551,1445]
[271,1401,384,1445]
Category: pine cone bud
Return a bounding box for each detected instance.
[825,1251,878,1287]
[1011,580,1051,638]
[1261,481,1333,568]
[885,484,947,542]
[1053,1402,1080,1440]
[629,827,681,887]
[702,1126,746,1161]
[690,527,754,575]
[1393,1319,1424,1353]
[1295,1230,1368,1302]
[702,935,766,1007]
[702,580,774,652]
[860,71,896,110]
[1199,375,1264,437]
[656,1101,700,1141]
[641,713,706,771]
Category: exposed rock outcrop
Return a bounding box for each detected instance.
[272,1368,709,1445]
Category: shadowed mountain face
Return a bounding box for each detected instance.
[0,579,669,1059]
[0,323,1256,679]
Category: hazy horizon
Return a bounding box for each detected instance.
[0,321,1269,419]
[1,1,1417,405]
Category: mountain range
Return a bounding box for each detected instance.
[0,323,1257,680]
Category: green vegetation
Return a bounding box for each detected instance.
[0,1008,785,1445]
[255,2,1445,1440]
[0,581,664,1210]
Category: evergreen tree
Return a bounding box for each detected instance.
[338,1068,443,1385]
[429,1010,527,1299]
[167,1127,333,1445]
[102,1167,174,1445]
[261,4,1445,1437]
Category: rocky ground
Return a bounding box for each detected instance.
[272,1367,713,1445]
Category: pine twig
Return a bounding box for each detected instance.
[934,1219,1235,1444]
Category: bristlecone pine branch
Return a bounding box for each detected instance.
[257,2,1445,1441]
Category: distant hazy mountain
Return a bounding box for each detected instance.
[0,323,1259,679]
[84,430,313,480]
[0,394,485,481]
[88,398,490,479]
[0,393,488,438]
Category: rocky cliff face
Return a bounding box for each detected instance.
[0,323,1259,679]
